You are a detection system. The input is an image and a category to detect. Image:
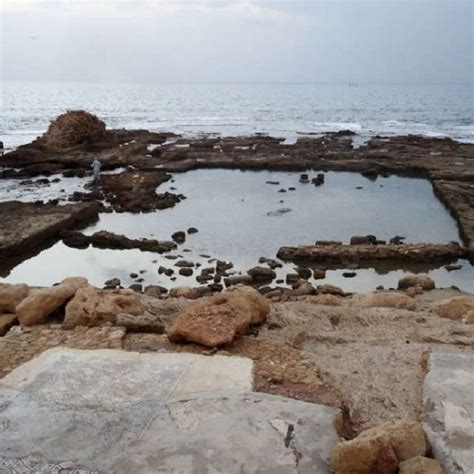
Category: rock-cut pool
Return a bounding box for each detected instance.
[1,169,473,292]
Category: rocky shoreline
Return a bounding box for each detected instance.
[1,113,473,472]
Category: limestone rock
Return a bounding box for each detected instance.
[377,421,427,461]
[398,274,435,291]
[423,352,474,473]
[309,294,342,306]
[332,433,398,474]
[352,292,416,311]
[465,310,474,324]
[64,286,146,328]
[332,420,427,474]
[168,286,270,347]
[169,287,199,299]
[432,295,474,320]
[398,456,445,474]
[115,313,165,333]
[16,278,88,326]
[0,314,18,336]
[0,284,29,313]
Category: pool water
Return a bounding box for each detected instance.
[1,169,473,292]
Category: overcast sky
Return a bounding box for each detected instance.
[0,0,472,84]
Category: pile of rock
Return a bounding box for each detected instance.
[40,110,106,149]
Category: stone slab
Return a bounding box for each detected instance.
[423,352,474,474]
[0,348,341,473]
[0,348,254,408]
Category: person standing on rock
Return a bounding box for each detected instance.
[0,140,4,157]
[91,156,102,183]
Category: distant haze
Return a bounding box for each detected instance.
[1,0,472,84]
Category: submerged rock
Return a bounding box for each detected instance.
[247,266,276,282]
[171,231,186,244]
[168,286,270,347]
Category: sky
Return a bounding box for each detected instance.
[0,0,472,84]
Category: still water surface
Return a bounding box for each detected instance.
[2,170,473,292]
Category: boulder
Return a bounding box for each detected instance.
[63,286,146,328]
[0,284,29,313]
[247,266,276,282]
[332,421,426,474]
[398,456,444,474]
[169,287,199,300]
[351,292,416,311]
[16,278,88,326]
[398,274,435,291]
[466,311,474,324]
[432,295,474,320]
[332,433,398,474]
[168,286,270,347]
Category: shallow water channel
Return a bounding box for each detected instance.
[2,169,473,292]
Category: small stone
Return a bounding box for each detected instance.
[313,268,326,280]
[179,268,193,277]
[104,278,121,288]
[171,231,186,244]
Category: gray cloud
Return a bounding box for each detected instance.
[1,0,472,84]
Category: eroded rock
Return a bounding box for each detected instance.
[16,278,88,326]
[168,286,270,347]
[398,274,435,291]
[432,295,474,320]
[332,421,427,474]
[352,292,416,311]
[0,284,29,313]
[63,286,146,328]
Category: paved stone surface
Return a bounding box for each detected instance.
[0,348,253,408]
[0,348,341,473]
[423,352,474,474]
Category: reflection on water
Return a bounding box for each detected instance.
[1,170,473,292]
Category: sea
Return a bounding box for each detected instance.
[0,81,473,150]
